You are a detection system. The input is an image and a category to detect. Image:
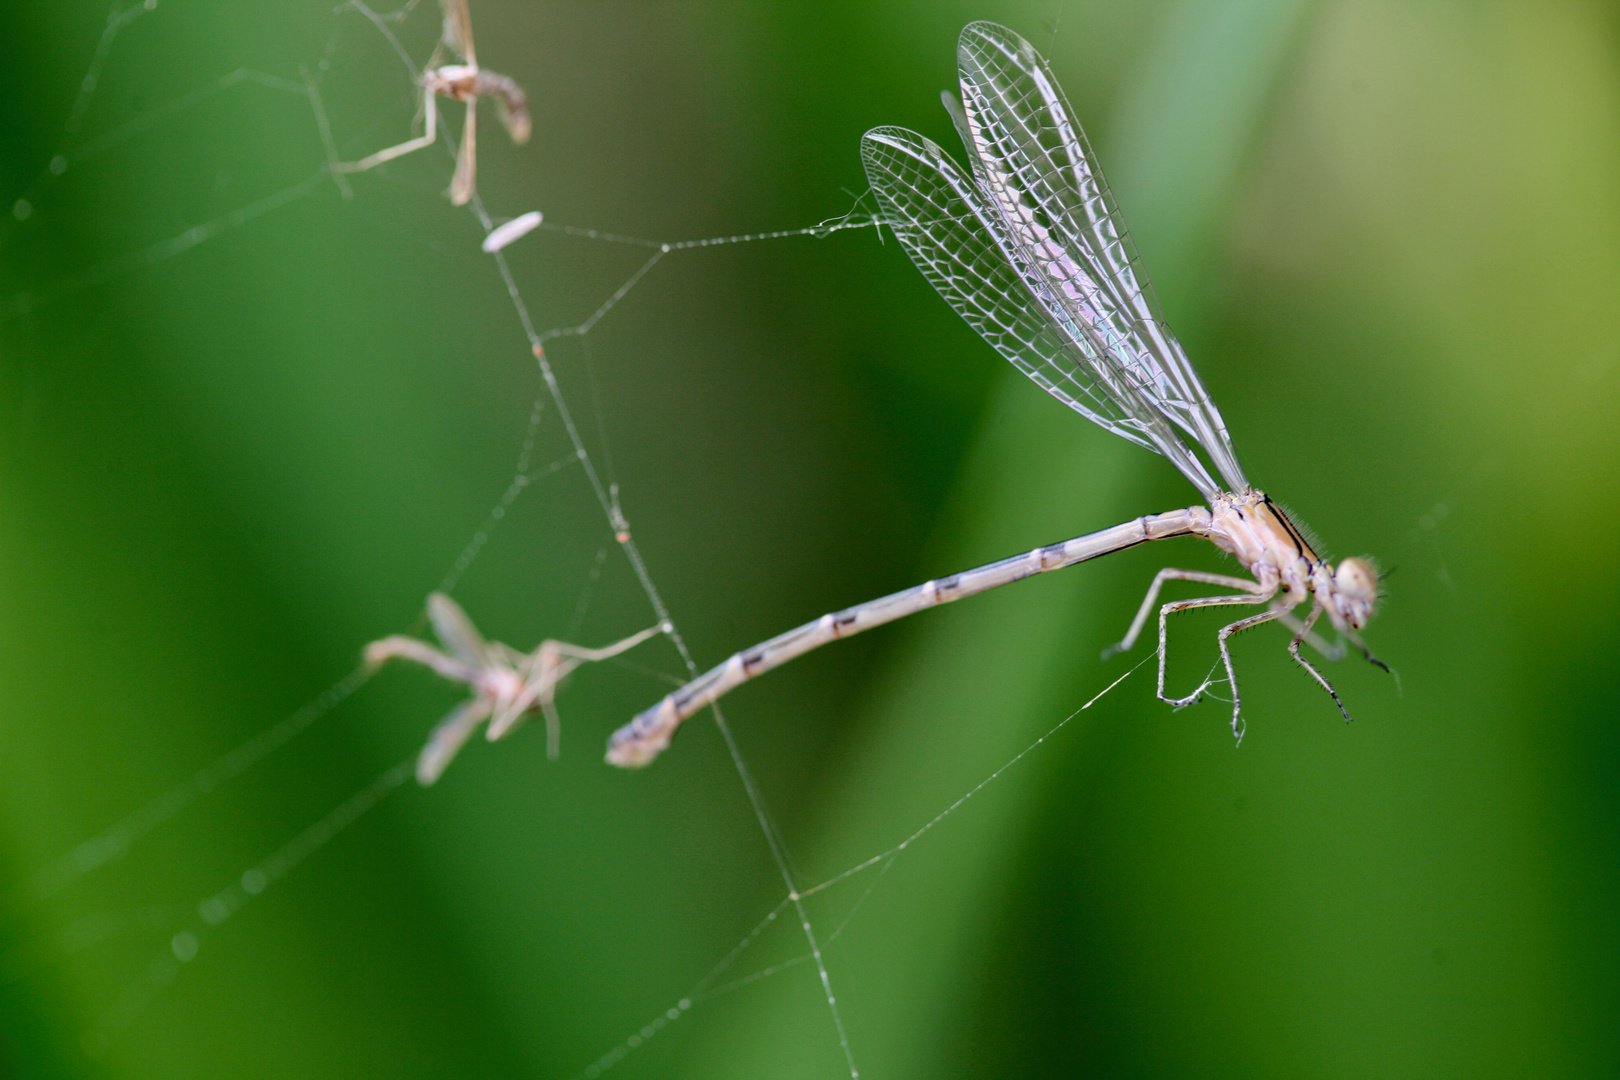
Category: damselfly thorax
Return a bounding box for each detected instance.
[1203,491,1379,628]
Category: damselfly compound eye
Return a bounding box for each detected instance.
[1336,558,1378,601]
[1331,557,1379,628]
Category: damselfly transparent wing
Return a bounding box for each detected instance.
[953,21,1247,493]
[863,122,1227,497]
[441,0,476,66]
[861,126,1173,463]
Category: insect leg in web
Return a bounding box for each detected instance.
[329,79,441,178]
[1107,569,1282,735]
[1151,590,1276,718]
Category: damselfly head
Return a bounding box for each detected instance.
[1329,556,1379,629]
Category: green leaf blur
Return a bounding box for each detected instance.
[1,2,1616,1077]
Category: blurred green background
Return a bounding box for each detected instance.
[2,1,1617,1077]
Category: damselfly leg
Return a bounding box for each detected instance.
[1150,589,1277,730]
[1287,603,1353,721]
[1106,568,1274,659]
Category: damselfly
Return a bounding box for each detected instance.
[609,22,1385,768]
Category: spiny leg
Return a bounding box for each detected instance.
[1106,568,1270,659]
[1286,602,1352,722]
[1214,607,1287,741]
[1155,589,1276,710]
[1277,606,1346,661]
[1343,625,1394,676]
[1279,607,1396,689]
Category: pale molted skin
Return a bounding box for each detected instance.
[330,0,530,206]
[365,593,665,785]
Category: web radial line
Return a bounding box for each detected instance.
[26,663,376,903]
[433,400,575,597]
[302,66,353,201]
[538,222,663,248]
[799,651,1154,902]
[565,898,795,1080]
[337,7,857,1065]
[480,242,697,668]
[694,953,813,1004]
[690,853,897,1007]
[2,169,330,320]
[64,0,155,136]
[708,700,860,1078]
[73,70,303,162]
[663,218,876,250]
[344,0,423,79]
[89,758,415,1043]
[538,249,666,343]
[473,195,857,1076]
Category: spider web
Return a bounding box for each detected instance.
[0,4,1161,1076]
